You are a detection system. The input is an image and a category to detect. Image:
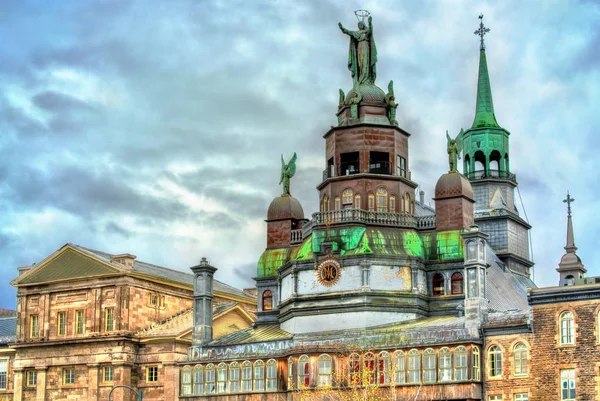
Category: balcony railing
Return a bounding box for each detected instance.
[466,169,516,182]
[290,229,303,244]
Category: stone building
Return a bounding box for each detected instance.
[9,244,256,401]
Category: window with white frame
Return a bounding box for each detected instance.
[513,343,528,376]
[217,362,227,393]
[560,311,575,345]
[439,347,452,381]
[560,369,575,401]
[181,366,192,396]
[407,349,421,384]
[423,349,436,383]
[514,393,528,401]
[241,361,252,392]
[393,351,405,384]
[473,346,481,381]
[377,351,390,385]
[488,346,502,378]
[317,355,332,388]
[266,359,277,391]
[253,360,265,391]
[488,396,502,401]
[26,370,37,387]
[454,346,467,381]
[193,365,204,395]
[229,362,240,393]
[298,355,310,388]
[205,364,215,394]
[0,360,7,389]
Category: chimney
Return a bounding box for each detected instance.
[419,190,425,205]
[111,253,137,269]
[190,257,217,345]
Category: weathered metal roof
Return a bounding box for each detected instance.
[0,317,16,344]
[208,324,292,346]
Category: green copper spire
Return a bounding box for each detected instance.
[471,14,500,129]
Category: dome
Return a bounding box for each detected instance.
[560,252,582,266]
[345,83,386,105]
[434,172,474,201]
[267,195,305,221]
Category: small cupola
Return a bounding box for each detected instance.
[434,172,475,231]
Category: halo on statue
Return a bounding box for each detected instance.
[354,9,370,23]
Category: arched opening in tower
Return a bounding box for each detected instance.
[474,150,486,178]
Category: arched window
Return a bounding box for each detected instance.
[349,353,361,385]
[317,355,332,388]
[217,362,227,393]
[266,359,277,391]
[253,360,265,391]
[489,150,502,175]
[241,361,252,392]
[432,273,445,296]
[389,196,396,212]
[451,272,464,295]
[205,364,216,394]
[474,150,486,176]
[565,275,575,286]
[454,346,467,380]
[229,362,240,393]
[376,188,388,212]
[378,351,390,385]
[467,240,476,261]
[393,351,405,384]
[423,348,436,383]
[363,352,376,384]
[368,194,375,211]
[322,195,329,211]
[287,357,294,390]
[488,346,502,378]
[439,347,452,381]
[262,290,273,311]
[407,349,421,384]
[193,365,204,395]
[334,197,341,210]
[181,366,192,396]
[354,194,361,209]
[513,343,528,376]
[298,355,310,388]
[473,347,480,381]
[342,189,353,205]
[402,193,410,213]
[560,311,575,345]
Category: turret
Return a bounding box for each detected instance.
[461,225,489,328]
[190,257,217,345]
[557,192,586,286]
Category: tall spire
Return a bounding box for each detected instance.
[471,14,500,129]
[557,191,586,285]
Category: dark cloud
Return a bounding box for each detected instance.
[105,221,131,238]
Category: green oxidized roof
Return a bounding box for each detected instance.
[422,230,464,261]
[257,248,290,277]
[471,49,500,129]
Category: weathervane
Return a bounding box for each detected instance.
[563,191,575,217]
[474,14,490,50]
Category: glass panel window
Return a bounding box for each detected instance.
[105,308,114,332]
[389,196,396,212]
[454,346,467,381]
[30,314,39,338]
[241,361,252,392]
[397,155,406,177]
[451,272,464,295]
[488,346,502,378]
[363,352,376,385]
[393,351,405,384]
[513,343,528,376]
[354,194,361,209]
[287,358,294,390]
[193,365,204,395]
[317,355,332,388]
[439,347,452,381]
[377,351,390,385]
[103,366,114,383]
[349,353,360,386]
[147,366,158,383]
[298,355,310,388]
[560,312,575,345]
[63,368,75,385]
[262,290,273,311]
[229,362,240,393]
[253,360,265,391]
[368,194,375,211]
[560,369,575,401]
[57,311,67,335]
[342,189,353,205]
[205,364,215,394]
[514,394,528,401]
[217,363,227,393]
[423,349,436,383]
[488,396,502,401]
[75,310,85,334]
[334,197,341,210]
[407,349,421,384]
[473,347,481,381]
[432,273,445,296]
[0,361,7,389]
[181,366,192,396]
[376,188,388,212]
[266,359,277,391]
[26,370,37,387]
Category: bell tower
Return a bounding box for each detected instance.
[461,15,533,277]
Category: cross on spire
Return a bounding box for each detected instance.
[474,14,490,50]
[563,191,575,217]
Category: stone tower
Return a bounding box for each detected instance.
[461,15,533,277]
[557,192,586,286]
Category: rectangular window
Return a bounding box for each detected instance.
[514,394,528,401]
[146,366,158,383]
[217,364,227,393]
[0,360,7,389]
[354,194,361,209]
[149,294,158,306]
[241,364,252,392]
[488,396,502,401]
[63,368,75,385]
[26,370,37,387]
[105,308,114,332]
[103,366,114,383]
[397,155,407,177]
[30,314,39,338]
[181,369,192,396]
[368,194,375,211]
[75,310,85,334]
[560,369,575,400]
[159,295,166,308]
[57,311,67,336]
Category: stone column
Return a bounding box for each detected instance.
[87,364,99,401]
[190,258,217,346]
[35,366,48,401]
[112,362,132,401]
[13,368,23,401]
[163,362,179,401]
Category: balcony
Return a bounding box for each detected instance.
[368,161,390,175]
[466,169,516,182]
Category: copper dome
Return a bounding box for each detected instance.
[434,172,474,201]
[267,195,305,221]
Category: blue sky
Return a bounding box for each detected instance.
[0,0,598,308]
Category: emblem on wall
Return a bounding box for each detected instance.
[316,257,341,287]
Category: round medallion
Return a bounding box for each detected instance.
[317,259,341,287]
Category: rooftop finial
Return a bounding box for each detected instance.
[474,14,490,50]
[563,191,575,217]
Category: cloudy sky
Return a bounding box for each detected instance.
[0,0,598,308]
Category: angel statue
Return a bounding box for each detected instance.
[280,152,297,196]
[446,129,464,173]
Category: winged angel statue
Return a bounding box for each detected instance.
[446,129,464,173]
[280,152,297,196]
